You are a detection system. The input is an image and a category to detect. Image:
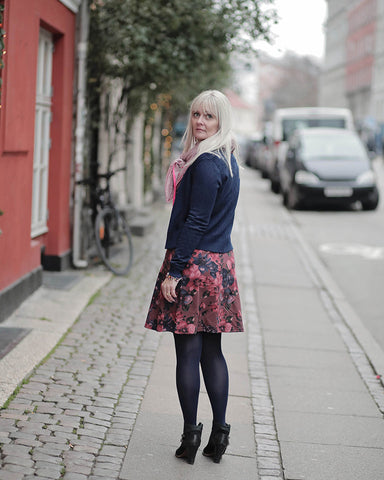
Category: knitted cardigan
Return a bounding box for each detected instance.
[165,152,240,277]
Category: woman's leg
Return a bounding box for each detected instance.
[200,333,229,425]
[173,333,203,425]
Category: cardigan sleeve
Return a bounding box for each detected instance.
[168,155,222,277]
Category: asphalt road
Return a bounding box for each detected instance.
[279,157,384,352]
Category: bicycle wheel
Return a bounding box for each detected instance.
[94,207,133,275]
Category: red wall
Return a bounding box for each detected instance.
[0,0,76,291]
[346,0,377,93]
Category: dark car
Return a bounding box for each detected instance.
[280,128,380,210]
[244,136,264,169]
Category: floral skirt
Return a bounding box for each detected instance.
[145,249,243,334]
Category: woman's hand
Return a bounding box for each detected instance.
[161,274,181,303]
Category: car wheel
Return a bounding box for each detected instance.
[270,180,280,194]
[282,190,288,206]
[361,189,379,211]
[286,185,300,210]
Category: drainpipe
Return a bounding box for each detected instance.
[72,0,89,268]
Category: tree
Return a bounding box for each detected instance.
[89,0,276,94]
[268,52,321,111]
[86,0,277,192]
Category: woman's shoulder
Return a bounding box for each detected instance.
[194,151,231,170]
[195,151,220,162]
[195,151,239,173]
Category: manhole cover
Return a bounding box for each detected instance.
[42,272,82,291]
[0,327,30,359]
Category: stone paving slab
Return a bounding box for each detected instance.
[264,345,361,372]
[119,334,258,479]
[266,363,365,392]
[121,440,257,480]
[270,382,380,416]
[275,411,384,447]
[280,441,384,480]
[256,285,334,331]
[251,241,311,288]
[263,328,346,352]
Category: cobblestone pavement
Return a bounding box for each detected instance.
[0,205,166,480]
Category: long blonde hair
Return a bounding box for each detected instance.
[182,90,239,175]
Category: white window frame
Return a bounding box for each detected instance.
[31,28,53,238]
[58,0,81,13]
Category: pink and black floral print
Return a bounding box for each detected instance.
[145,249,243,334]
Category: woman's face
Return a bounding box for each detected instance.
[191,107,219,142]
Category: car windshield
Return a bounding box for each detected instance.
[282,118,346,141]
[301,133,367,160]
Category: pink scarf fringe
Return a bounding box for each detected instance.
[165,145,199,203]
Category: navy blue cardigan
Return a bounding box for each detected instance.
[165,151,240,277]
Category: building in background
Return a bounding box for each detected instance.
[231,51,320,138]
[225,89,258,145]
[320,0,384,148]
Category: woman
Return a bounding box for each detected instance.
[145,90,243,465]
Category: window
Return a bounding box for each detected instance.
[282,118,346,141]
[302,132,366,160]
[31,28,53,238]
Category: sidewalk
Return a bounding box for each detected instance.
[0,169,383,479]
[238,170,384,480]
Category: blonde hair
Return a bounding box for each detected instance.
[182,90,239,175]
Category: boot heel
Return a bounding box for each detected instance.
[213,443,227,463]
[185,444,199,465]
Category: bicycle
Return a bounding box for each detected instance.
[77,167,133,276]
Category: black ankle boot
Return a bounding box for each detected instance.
[202,421,230,463]
[175,422,203,465]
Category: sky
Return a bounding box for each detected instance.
[258,0,328,59]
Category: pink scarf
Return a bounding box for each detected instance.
[165,144,199,203]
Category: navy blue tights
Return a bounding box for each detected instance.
[173,333,229,426]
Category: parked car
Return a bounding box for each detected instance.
[244,135,264,169]
[280,128,379,210]
[265,107,355,193]
[257,138,272,179]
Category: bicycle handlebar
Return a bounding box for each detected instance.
[76,166,127,185]
[97,166,127,180]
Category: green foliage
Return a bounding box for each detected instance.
[86,0,277,182]
[88,0,276,109]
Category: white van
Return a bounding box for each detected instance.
[266,107,355,193]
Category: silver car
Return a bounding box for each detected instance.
[280,128,379,210]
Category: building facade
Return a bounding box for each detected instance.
[0,0,82,321]
[320,0,384,135]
